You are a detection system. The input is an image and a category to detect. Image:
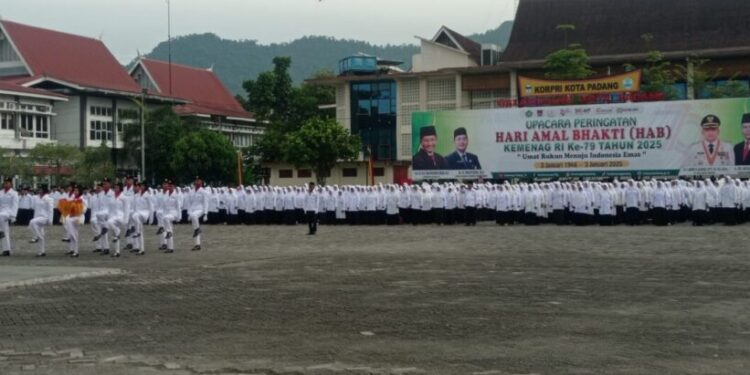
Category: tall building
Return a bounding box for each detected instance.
[275,26,506,186]
[300,0,750,185]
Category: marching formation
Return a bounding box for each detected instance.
[0,176,210,257]
[0,176,749,257]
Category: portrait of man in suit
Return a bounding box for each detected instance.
[445,127,482,170]
[412,126,448,170]
[733,113,750,166]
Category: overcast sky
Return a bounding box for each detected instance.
[2,0,516,63]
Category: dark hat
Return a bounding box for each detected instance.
[742,113,750,124]
[453,127,468,138]
[195,176,203,181]
[700,114,720,129]
[3,177,12,183]
[419,126,437,139]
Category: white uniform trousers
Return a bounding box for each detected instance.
[63,216,83,254]
[162,213,178,250]
[188,210,203,246]
[93,212,110,250]
[0,213,12,252]
[106,215,126,254]
[131,210,149,251]
[29,217,49,254]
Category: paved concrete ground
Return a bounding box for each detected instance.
[0,223,749,374]
[0,266,121,291]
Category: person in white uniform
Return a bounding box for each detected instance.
[28,186,54,257]
[0,178,19,256]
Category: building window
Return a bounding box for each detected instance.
[90,106,113,117]
[117,108,139,120]
[19,114,33,136]
[342,168,358,177]
[350,80,397,161]
[0,113,13,130]
[279,169,293,178]
[35,116,48,138]
[297,169,312,178]
[90,120,113,141]
[373,167,385,177]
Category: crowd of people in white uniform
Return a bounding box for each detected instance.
[0,175,748,257]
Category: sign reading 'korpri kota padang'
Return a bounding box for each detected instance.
[518,71,642,98]
[411,98,750,180]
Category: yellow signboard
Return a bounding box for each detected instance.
[518,70,642,98]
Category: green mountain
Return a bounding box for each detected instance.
[143,21,513,95]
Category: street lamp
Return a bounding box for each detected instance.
[140,88,147,182]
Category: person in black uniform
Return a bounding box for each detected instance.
[445,127,482,170]
[733,113,750,166]
[412,126,447,170]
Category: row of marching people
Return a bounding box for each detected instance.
[2,176,749,256]
[0,176,212,257]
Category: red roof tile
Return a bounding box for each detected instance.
[139,58,253,120]
[0,20,142,94]
[0,80,67,100]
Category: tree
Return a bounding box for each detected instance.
[639,50,677,99]
[625,34,677,99]
[122,106,191,184]
[0,149,32,182]
[171,129,237,185]
[543,44,594,80]
[678,58,750,99]
[242,59,338,163]
[28,143,82,186]
[73,143,115,188]
[283,117,361,185]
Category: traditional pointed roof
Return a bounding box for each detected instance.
[502,0,750,63]
[0,19,142,94]
[432,26,482,64]
[132,58,253,120]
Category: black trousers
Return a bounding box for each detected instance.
[625,207,639,225]
[465,206,477,226]
[723,207,738,226]
[552,209,565,225]
[693,209,707,226]
[306,211,317,234]
[653,207,668,226]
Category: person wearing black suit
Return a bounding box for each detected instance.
[445,127,482,170]
[412,126,448,170]
[733,113,750,166]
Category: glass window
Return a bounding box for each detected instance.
[20,114,33,136]
[0,113,13,130]
[35,116,48,138]
[342,168,358,177]
[373,168,385,177]
[279,169,293,178]
[297,169,312,178]
[350,80,397,161]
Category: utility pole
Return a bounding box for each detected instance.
[167,0,172,98]
[140,88,147,181]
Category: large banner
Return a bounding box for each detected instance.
[518,71,641,98]
[411,98,750,180]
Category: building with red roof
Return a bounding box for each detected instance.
[129,57,260,149]
[130,58,263,147]
[0,19,182,160]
